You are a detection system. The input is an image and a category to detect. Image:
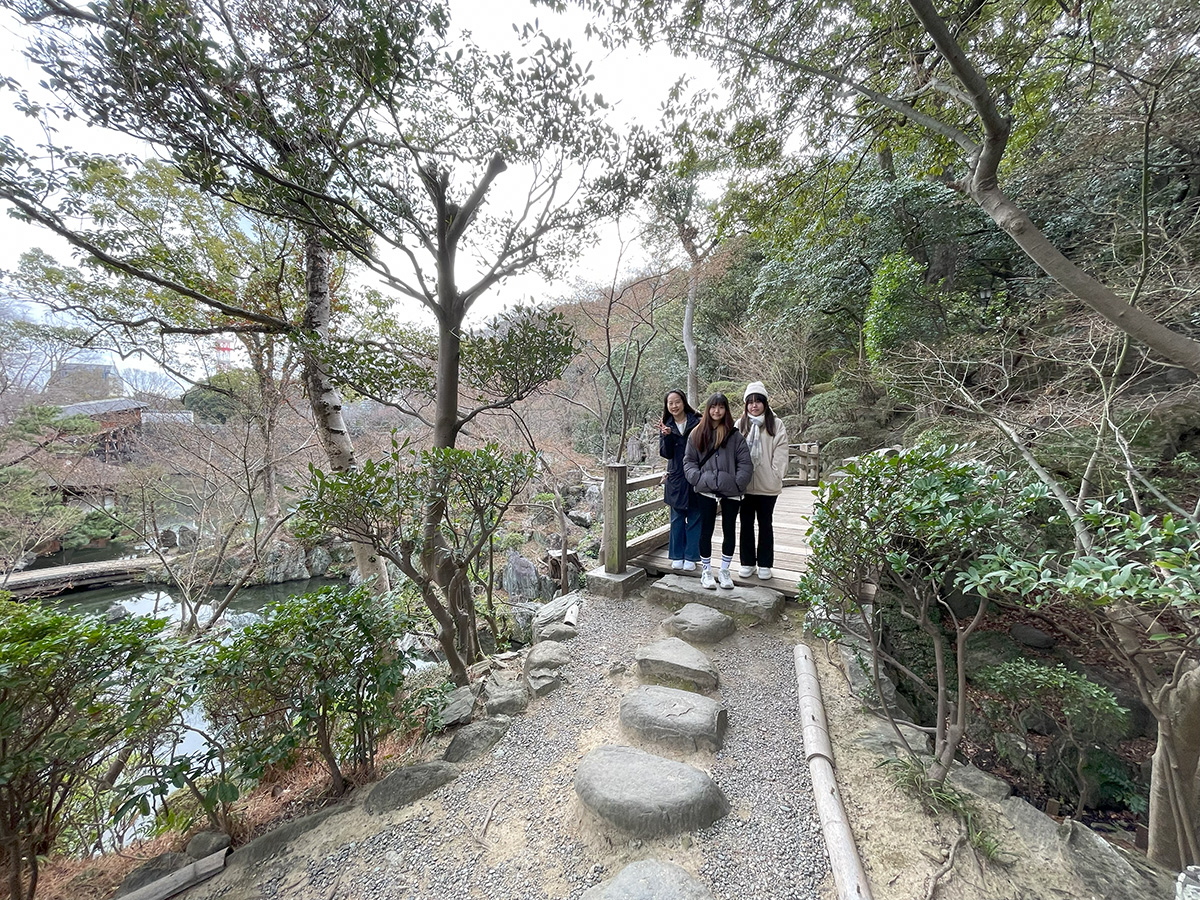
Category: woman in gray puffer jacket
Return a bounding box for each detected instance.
[683,392,752,590]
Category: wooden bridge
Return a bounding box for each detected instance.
[4,556,160,599]
[601,444,819,598]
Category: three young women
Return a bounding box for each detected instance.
[657,389,701,570]
[682,392,752,590]
[735,381,788,580]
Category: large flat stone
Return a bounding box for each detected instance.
[581,860,715,900]
[574,745,729,837]
[619,685,727,752]
[634,638,719,692]
[364,762,458,815]
[661,603,736,643]
[439,684,478,728]
[647,574,783,622]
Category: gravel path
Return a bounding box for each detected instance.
[189,590,831,900]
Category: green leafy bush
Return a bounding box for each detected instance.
[61,509,125,550]
[202,584,427,796]
[0,600,171,898]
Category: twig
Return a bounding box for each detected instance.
[473,798,501,846]
[926,834,965,900]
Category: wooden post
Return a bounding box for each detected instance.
[602,463,628,574]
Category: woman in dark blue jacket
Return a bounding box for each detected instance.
[658,389,702,571]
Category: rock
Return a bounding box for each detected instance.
[619,685,727,752]
[581,859,715,900]
[574,745,729,837]
[229,806,350,868]
[185,831,231,859]
[533,591,583,630]
[661,604,735,643]
[365,762,458,815]
[1010,622,1056,649]
[849,716,931,757]
[444,716,511,763]
[484,673,531,715]
[439,684,478,728]
[502,551,542,600]
[566,508,594,527]
[537,622,578,643]
[177,525,198,549]
[962,630,1024,680]
[104,603,131,623]
[646,574,783,622]
[114,851,192,896]
[947,763,1012,803]
[1001,797,1174,900]
[305,545,332,577]
[258,540,310,584]
[634,638,719,693]
[158,528,177,549]
[524,640,572,696]
[510,601,540,645]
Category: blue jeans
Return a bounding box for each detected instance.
[668,505,702,562]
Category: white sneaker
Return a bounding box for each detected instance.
[758,567,772,580]
[738,565,755,578]
[671,559,685,570]
[682,560,696,571]
[717,568,734,590]
[700,569,716,589]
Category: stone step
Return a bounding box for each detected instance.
[662,603,736,643]
[619,685,727,753]
[582,860,714,900]
[647,573,784,623]
[634,637,719,693]
[574,745,729,837]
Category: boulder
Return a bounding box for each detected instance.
[537,622,578,643]
[444,717,511,763]
[502,551,542,600]
[661,604,735,643]
[947,763,1012,803]
[365,762,458,815]
[439,684,478,728]
[228,806,350,868]
[484,673,531,716]
[305,545,333,577]
[574,745,729,837]
[1010,623,1055,650]
[634,638,719,693]
[581,860,715,900]
[619,685,727,753]
[524,640,572,697]
[185,831,231,860]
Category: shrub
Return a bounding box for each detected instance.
[202,584,427,796]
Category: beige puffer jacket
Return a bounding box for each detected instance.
[740,418,788,496]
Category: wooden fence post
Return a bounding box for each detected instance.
[602,463,627,574]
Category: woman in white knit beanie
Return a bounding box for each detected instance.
[735,381,788,580]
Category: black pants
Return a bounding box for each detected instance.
[696,495,741,560]
[739,493,778,567]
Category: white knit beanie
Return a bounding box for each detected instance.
[744,381,768,402]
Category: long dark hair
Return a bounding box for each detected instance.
[661,389,697,425]
[690,393,734,451]
[738,392,777,437]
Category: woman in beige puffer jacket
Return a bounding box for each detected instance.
[735,381,788,580]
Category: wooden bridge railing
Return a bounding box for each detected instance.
[601,442,820,575]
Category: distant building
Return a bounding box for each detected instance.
[61,398,148,461]
[43,362,126,403]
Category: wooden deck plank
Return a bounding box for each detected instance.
[627,486,817,598]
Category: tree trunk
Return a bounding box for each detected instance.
[683,263,700,408]
[971,185,1200,375]
[302,230,390,592]
[1148,663,1200,870]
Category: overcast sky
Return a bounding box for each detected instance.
[0,1,713,328]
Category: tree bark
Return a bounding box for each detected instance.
[1148,663,1200,869]
[302,229,390,592]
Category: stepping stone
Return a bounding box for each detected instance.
[662,603,735,643]
[443,716,511,763]
[619,685,727,753]
[574,745,729,837]
[484,672,531,715]
[648,574,784,622]
[524,640,571,696]
[635,638,719,692]
[581,860,715,900]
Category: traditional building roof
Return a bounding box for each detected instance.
[61,398,149,417]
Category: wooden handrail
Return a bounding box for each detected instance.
[602,443,821,575]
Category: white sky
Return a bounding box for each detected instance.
[0,1,715,332]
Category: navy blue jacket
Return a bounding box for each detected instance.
[659,411,700,510]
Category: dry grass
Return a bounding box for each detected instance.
[37,834,183,900]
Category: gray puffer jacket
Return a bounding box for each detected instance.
[683,430,753,499]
